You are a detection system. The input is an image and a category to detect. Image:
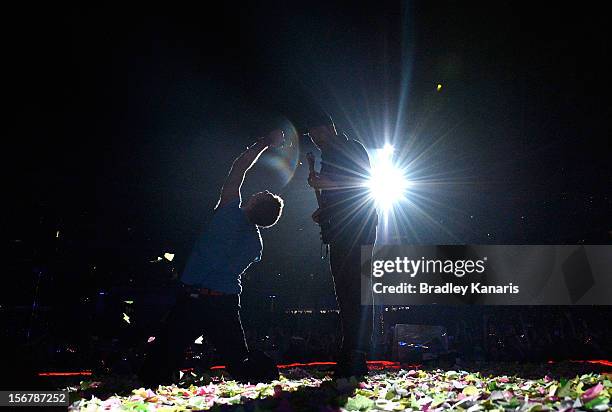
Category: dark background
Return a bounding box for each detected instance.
[3,2,611,363]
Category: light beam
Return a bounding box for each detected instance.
[367,144,409,212]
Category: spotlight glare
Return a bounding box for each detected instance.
[367,145,409,212]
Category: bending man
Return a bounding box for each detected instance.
[140,129,285,386]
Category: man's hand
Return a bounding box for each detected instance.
[311,207,323,224]
[261,129,285,148]
[308,172,335,190]
[307,172,316,188]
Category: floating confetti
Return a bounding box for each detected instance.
[164,252,175,262]
[122,313,130,324]
[147,336,155,343]
[123,300,133,304]
[437,83,443,91]
[194,335,204,345]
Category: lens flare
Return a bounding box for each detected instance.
[260,119,300,187]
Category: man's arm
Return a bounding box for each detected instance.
[216,129,284,209]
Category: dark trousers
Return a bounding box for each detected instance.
[139,289,248,386]
[329,243,373,355]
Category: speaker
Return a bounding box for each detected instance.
[392,324,448,362]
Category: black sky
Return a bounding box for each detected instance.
[5,2,611,307]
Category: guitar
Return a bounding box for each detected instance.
[306,152,331,245]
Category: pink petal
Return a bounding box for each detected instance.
[581,383,604,401]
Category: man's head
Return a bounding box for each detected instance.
[306,113,337,149]
[242,190,284,228]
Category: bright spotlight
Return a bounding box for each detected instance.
[367,145,409,211]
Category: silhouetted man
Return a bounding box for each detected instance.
[140,129,285,386]
[307,116,377,377]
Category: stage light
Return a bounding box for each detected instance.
[367,144,409,211]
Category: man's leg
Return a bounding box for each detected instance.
[139,291,207,387]
[201,295,249,367]
[330,244,372,375]
[203,295,278,381]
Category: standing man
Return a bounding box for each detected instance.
[139,130,285,386]
[307,115,378,377]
